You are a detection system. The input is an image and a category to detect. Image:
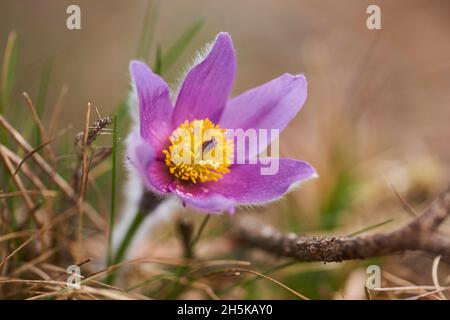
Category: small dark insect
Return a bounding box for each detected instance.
[201,137,218,154]
[74,108,113,150]
[73,108,114,191]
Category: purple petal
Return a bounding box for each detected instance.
[169,159,316,213]
[126,131,173,195]
[172,32,236,127]
[172,187,235,214]
[211,159,316,204]
[219,74,307,156]
[130,60,174,151]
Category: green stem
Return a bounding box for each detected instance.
[164,214,211,299]
[187,214,210,258]
[106,210,146,284]
[107,115,118,266]
[115,211,145,264]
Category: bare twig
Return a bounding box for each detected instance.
[235,188,450,262]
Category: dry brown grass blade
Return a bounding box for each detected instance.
[145,272,220,300]
[18,257,189,299]
[12,248,58,276]
[48,85,68,138]
[225,268,310,300]
[0,114,105,230]
[389,182,418,218]
[8,140,53,183]
[0,145,42,227]
[404,288,449,300]
[3,131,69,192]
[382,270,420,287]
[372,285,449,292]
[38,262,121,294]
[27,283,149,300]
[0,237,34,271]
[431,255,446,300]
[0,278,66,287]
[173,277,220,300]
[27,265,51,280]
[84,257,187,283]
[185,260,252,279]
[0,277,66,298]
[39,263,66,273]
[0,230,34,243]
[77,102,92,260]
[0,190,57,199]
[77,286,148,300]
[192,259,252,268]
[22,92,56,163]
[32,258,234,300]
[0,207,76,271]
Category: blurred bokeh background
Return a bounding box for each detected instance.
[1,0,450,299]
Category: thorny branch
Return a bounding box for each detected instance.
[235,188,450,262]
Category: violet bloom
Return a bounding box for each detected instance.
[126,32,317,214]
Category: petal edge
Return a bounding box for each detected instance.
[173,32,237,126]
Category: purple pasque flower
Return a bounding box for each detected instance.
[126,32,317,214]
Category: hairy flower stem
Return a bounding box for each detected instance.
[106,191,162,284]
[188,214,211,259]
[117,211,145,263]
[165,214,211,299]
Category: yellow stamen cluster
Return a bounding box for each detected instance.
[162,119,234,183]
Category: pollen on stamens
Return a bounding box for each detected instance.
[162,119,234,183]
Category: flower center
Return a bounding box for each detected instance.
[162,119,234,184]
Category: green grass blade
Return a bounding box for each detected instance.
[1,30,18,113]
[319,170,354,230]
[106,210,146,284]
[0,31,18,178]
[156,19,205,75]
[114,210,146,264]
[153,44,163,75]
[107,114,118,267]
[347,218,395,237]
[35,59,52,115]
[33,58,53,146]
[135,0,158,61]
